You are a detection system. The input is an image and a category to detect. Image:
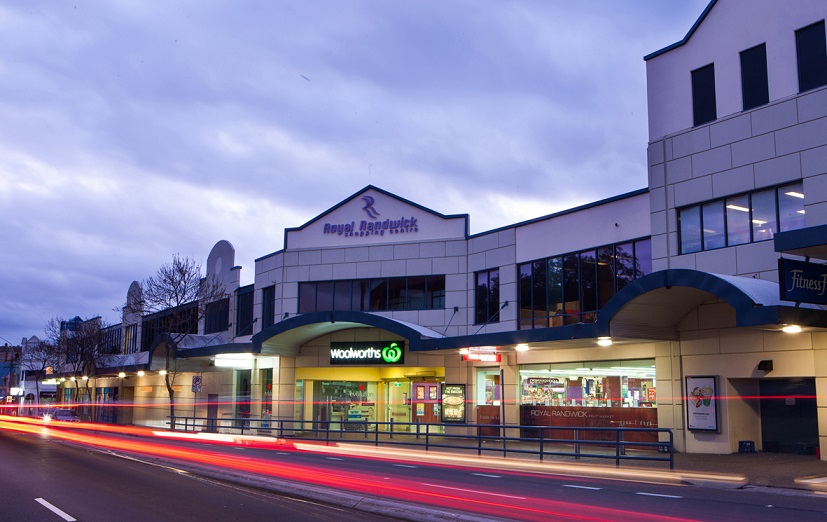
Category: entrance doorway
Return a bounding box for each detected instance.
[760,378,818,454]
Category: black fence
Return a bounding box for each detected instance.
[168,415,674,469]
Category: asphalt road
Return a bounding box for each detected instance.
[0,429,398,522]
[2,421,827,521]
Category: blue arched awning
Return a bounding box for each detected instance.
[252,310,445,356]
[595,269,827,340]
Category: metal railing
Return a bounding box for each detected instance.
[168,415,674,469]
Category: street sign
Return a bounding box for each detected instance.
[192,376,202,393]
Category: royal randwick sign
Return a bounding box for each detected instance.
[779,258,827,305]
[329,341,405,365]
[321,195,420,238]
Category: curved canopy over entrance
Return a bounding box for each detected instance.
[252,310,445,356]
[597,269,827,341]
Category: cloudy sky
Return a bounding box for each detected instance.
[0,0,710,344]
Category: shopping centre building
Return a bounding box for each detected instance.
[49,0,827,456]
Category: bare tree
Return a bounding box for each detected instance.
[23,336,61,406]
[46,316,107,417]
[124,254,225,423]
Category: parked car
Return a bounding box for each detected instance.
[42,408,81,423]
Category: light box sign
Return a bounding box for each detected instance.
[329,341,405,365]
[462,353,501,363]
[440,383,466,423]
[685,375,719,432]
[779,258,827,305]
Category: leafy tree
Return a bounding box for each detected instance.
[124,254,225,424]
[23,336,61,406]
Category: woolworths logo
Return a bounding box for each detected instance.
[330,341,405,365]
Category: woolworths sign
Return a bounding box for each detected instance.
[329,341,405,365]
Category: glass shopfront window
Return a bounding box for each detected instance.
[519,360,658,443]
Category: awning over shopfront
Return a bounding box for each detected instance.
[252,310,446,356]
[774,224,827,260]
[148,333,253,370]
[598,269,827,340]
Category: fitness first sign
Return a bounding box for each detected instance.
[779,258,827,305]
[329,341,405,365]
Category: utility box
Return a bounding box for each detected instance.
[738,440,755,453]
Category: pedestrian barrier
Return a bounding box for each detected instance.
[168,415,674,469]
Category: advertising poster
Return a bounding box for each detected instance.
[440,384,466,423]
[686,376,718,432]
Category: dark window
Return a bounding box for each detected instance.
[475,269,500,325]
[316,282,334,311]
[261,285,275,329]
[692,63,717,126]
[634,239,652,279]
[547,257,564,326]
[370,279,388,311]
[740,43,769,110]
[796,21,827,92]
[298,283,316,314]
[615,242,634,293]
[519,264,533,329]
[579,251,597,321]
[532,260,547,326]
[562,254,580,325]
[205,298,230,334]
[236,287,254,337]
[726,195,751,246]
[596,246,614,309]
[426,275,446,309]
[333,280,353,311]
[124,324,138,354]
[388,278,406,310]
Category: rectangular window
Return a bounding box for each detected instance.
[532,260,547,326]
[124,324,138,354]
[702,201,726,250]
[205,298,230,334]
[751,188,777,242]
[261,285,275,329]
[796,21,827,92]
[679,206,702,254]
[298,283,316,314]
[388,278,406,310]
[740,43,769,110]
[475,269,500,325]
[579,251,597,321]
[634,239,652,279]
[519,264,533,329]
[407,276,427,310]
[236,287,254,337]
[779,182,806,232]
[427,275,446,309]
[726,195,751,245]
[597,246,614,309]
[547,257,564,326]
[316,282,334,312]
[615,242,634,292]
[692,63,717,126]
[370,279,388,311]
[563,254,580,325]
[333,280,353,311]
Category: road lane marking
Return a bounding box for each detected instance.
[562,484,602,490]
[421,483,526,499]
[636,492,683,499]
[325,457,344,461]
[472,473,502,478]
[393,464,417,468]
[35,498,77,521]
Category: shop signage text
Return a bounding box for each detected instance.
[779,258,827,304]
[321,196,420,239]
[462,353,501,362]
[329,341,405,365]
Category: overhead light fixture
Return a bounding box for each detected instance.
[214,353,254,368]
[159,370,168,376]
[118,372,126,378]
[782,325,802,334]
[137,371,145,377]
[459,348,470,355]
[515,344,529,352]
[597,337,613,347]
[726,204,749,212]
